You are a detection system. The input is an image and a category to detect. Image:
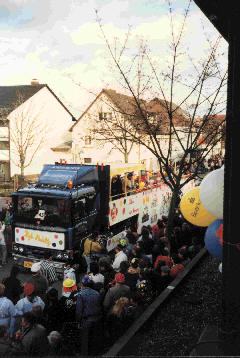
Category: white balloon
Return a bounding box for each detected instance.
[199,168,224,219]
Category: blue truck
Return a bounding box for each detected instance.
[11,162,152,276]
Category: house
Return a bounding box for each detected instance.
[68,88,190,169]
[0,80,75,179]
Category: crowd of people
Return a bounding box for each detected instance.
[0,206,205,356]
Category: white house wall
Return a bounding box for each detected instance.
[9,86,73,176]
[71,93,222,169]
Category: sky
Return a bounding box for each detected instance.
[0,0,228,119]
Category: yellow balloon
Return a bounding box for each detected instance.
[180,187,216,227]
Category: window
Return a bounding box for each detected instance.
[84,136,92,145]
[99,112,112,120]
[84,158,92,164]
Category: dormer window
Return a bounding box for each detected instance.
[84,136,92,145]
[99,112,112,120]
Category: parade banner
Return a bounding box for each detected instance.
[109,183,172,228]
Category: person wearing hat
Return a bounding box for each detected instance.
[27,262,48,302]
[76,275,102,355]
[103,273,130,315]
[75,275,102,327]
[15,283,45,315]
[112,244,128,273]
[0,284,18,339]
[59,278,78,324]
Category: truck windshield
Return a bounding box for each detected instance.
[13,196,71,227]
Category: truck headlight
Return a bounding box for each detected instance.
[63,253,69,260]
[56,253,63,259]
[19,247,24,253]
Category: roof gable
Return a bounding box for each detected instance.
[69,88,189,132]
[0,84,46,115]
[0,84,75,120]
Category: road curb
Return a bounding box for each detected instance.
[102,247,207,357]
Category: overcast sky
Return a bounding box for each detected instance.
[0,0,228,118]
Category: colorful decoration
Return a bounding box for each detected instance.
[180,187,216,227]
[204,219,223,259]
[200,166,224,219]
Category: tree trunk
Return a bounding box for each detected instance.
[165,186,180,240]
[20,161,24,177]
[124,152,129,163]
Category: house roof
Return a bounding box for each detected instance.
[0,84,76,120]
[0,84,46,115]
[69,88,188,132]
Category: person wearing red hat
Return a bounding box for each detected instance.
[103,273,130,315]
[15,283,45,315]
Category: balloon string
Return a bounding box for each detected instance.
[222,241,240,250]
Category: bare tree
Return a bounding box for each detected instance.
[9,92,47,177]
[96,0,227,237]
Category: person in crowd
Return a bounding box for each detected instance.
[27,262,48,301]
[154,247,173,270]
[180,222,193,246]
[88,261,105,288]
[0,324,21,355]
[158,265,171,291]
[47,330,70,356]
[71,249,87,280]
[106,297,135,342]
[126,223,139,241]
[124,232,137,257]
[15,283,45,314]
[137,228,154,261]
[170,254,185,278]
[152,220,165,241]
[99,262,115,291]
[103,273,130,315]
[125,258,139,291]
[4,211,12,257]
[63,260,76,282]
[2,265,23,304]
[178,246,191,266]
[76,275,102,327]
[112,244,128,272]
[43,287,62,334]
[31,305,47,328]
[150,259,166,293]
[0,221,7,267]
[111,175,123,200]
[0,284,18,339]
[169,226,182,255]
[13,311,49,356]
[119,260,130,273]
[187,237,202,259]
[76,275,103,355]
[136,271,154,307]
[59,278,78,324]
[83,232,103,273]
[40,252,58,285]
[151,237,167,265]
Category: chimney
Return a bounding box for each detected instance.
[31,78,39,85]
